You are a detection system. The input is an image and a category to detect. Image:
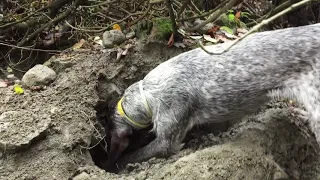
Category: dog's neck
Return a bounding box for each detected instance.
[116,80,152,129]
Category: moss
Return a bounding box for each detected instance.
[152,17,173,40]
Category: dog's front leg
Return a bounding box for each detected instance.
[116,137,169,166]
[116,135,183,167]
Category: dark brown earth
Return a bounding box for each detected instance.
[1,41,320,180]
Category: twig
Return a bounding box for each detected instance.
[17,0,79,47]
[177,0,229,21]
[177,0,191,18]
[200,0,316,55]
[247,0,299,26]
[186,0,240,32]
[0,42,62,53]
[80,0,117,8]
[129,2,152,26]
[166,0,178,35]
[188,0,201,15]
[0,3,53,29]
[65,11,145,33]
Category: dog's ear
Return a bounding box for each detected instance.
[106,98,118,114]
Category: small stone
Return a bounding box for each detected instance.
[6,74,15,79]
[126,31,136,39]
[193,19,214,34]
[102,30,126,48]
[22,64,56,87]
[73,172,91,180]
[44,56,75,73]
[14,79,21,84]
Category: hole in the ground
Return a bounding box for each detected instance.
[90,99,157,173]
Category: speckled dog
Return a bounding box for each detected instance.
[107,23,320,167]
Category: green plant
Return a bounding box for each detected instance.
[224,10,251,29]
[152,17,173,40]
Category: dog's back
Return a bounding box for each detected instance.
[141,23,320,128]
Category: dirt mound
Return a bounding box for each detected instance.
[1,41,320,180]
[73,108,320,180]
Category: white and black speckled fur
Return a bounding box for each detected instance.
[107,23,320,167]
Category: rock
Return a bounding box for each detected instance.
[44,56,75,73]
[126,31,136,39]
[102,30,126,48]
[0,110,51,153]
[193,19,214,34]
[6,74,15,79]
[22,64,56,87]
[73,172,91,180]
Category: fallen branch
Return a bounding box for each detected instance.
[246,0,300,27]
[177,0,229,22]
[17,7,74,47]
[0,43,60,53]
[65,11,145,33]
[177,0,191,18]
[200,0,317,55]
[186,0,241,32]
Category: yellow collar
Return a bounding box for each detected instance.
[116,97,151,129]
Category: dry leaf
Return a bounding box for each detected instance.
[178,28,186,36]
[30,86,43,91]
[236,28,248,37]
[215,34,230,43]
[173,42,186,48]
[203,34,218,44]
[7,67,13,73]
[93,36,103,46]
[167,33,174,47]
[113,24,121,31]
[235,11,241,20]
[122,44,132,56]
[116,48,123,60]
[13,84,24,94]
[223,32,237,39]
[0,80,8,88]
[189,36,202,40]
[72,39,85,50]
[208,25,220,34]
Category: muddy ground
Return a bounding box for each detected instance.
[1,41,320,180]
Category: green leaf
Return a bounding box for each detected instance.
[240,12,251,18]
[227,9,234,14]
[7,67,13,73]
[220,26,233,34]
[228,14,235,22]
[13,84,24,95]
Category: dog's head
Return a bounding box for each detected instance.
[106,82,153,167]
[106,98,132,167]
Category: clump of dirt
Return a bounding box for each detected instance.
[1,40,320,180]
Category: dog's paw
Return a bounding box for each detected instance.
[289,107,309,124]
